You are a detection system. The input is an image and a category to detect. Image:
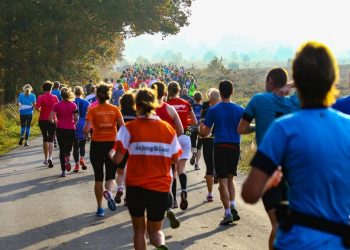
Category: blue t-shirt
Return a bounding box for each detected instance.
[253,108,350,249]
[51,89,62,101]
[192,103,202,124]
[112,89,125,106]
[332,95,350,115]
[204,102,244,144]
[243,92,300,145]
[74,97,90,139]
[18,93,36,115]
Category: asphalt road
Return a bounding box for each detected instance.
[0,137,269,250]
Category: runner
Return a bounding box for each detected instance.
[17,84,36,147]
[167,81,197,210]
[86,85,97,104]
[72,86,90,172]
[189,91,203,170]
[180,88,195,106]
[110,88,182,250]
[111,82,124,107]
[242,41,350,249]
[152,81,184,229]
[51,81,62,101]
[200,80,244,225]
[49,87,78,177]
[237,68,299,250]
[114,92,137,205]
[35,81,59,168]
[84,83,125,217]
[200,88,220,202]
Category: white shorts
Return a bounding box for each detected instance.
[178,135,191,160]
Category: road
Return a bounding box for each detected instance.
[0,136,269,250]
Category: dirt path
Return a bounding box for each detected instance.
[0,137,269,250]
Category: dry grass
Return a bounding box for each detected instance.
[0,104,41,155]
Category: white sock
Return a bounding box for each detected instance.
[225,208,231,216]
[231,200,237,209]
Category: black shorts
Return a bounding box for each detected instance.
[90,141,117,182]
[203,137,214,176]
[39,120,56,142]
[262,179,288,211]
[126,186,168,221]
[214,143,240,178]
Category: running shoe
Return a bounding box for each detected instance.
[24,141,29,147]
[103,190,117,211]
[180,191,188,210]
[80,157,87,170]
[64,156,71,172]
[43,160,49,166]
[73,163,79,173]
[48,159,54,168]
[220,213,234,225]
[96,207,105,217]
[60,171,66,177]
[190,153,196,165]
[114,187,123,204]
[166,209,180,229]
[172,200,178,209]
[230,206,240,221]
[206,194,214,202]
[156,245,169,250]
[194,164,200,170]
[18,137,24,146]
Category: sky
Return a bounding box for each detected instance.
[122,0,350,64]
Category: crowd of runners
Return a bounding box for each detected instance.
[16,43,350,249]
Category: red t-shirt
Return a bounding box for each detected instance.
[166,98,192,129]
[36,92,59,121]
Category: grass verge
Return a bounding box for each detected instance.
[0,104,41,155]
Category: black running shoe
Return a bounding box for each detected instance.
[180,191,188,210]
[114,188,123,204]
[230,206,240,221]
[18,137,24,146]
[24,142,29,147]
[190,153,196,165]
[220,214,234,225]
[48,159,54,168]
[166,209,180,229]
[156,245,169,250]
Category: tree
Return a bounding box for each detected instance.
[0,0,193,102]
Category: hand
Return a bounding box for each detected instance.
[277,81,294,97]
[264,167,283,192]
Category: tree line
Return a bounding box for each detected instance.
[0,0,192,103]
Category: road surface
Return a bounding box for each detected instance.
[0,137,269,250]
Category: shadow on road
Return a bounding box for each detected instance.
[0,212,132,250]
[0,174,93,203]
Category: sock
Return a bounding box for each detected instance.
[230,200,236,209]
[172,178,177,201]
[225,208,232,216]
[179,173,187,192]
[208,192,213,196]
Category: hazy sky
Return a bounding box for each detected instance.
[123,0,350,62]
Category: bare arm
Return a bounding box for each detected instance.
[199,123,211,137]
[242,167,282,204]
[83,120,91,138]
[117,116,125,128]
[73,112,79,124]
[237,119,255,134]
[189,109,198,126]
[49,111,56,124]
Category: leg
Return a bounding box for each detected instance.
[267,209,277,250]
[218,178,230,209]
[19,115,26,141]
[227,175,236,204]
[24,115,32,141]
[73,138,79,163]
[56,128,65,171]
[39,121,49,161]
[94,181,104,208]
[147,220,165,247]
[47,122,56,160]
[131,216,147,250]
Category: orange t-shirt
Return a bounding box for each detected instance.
[115,116,182,193]
[86,103,122,141]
